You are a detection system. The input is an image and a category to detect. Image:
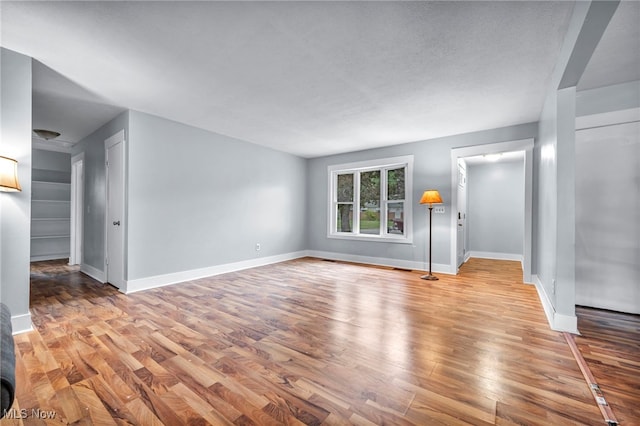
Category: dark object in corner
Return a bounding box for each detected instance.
[1,303,15,417]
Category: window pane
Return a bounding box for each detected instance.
[329,156,412,241]
[337,204,353,232]
[360,170,380,234]
[337,173,354,202]
[359,207,380,234]
[387,202,404,235]
[388,167,405,200]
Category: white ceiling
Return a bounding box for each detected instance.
[1,1,637,158]
[463,150,525,166]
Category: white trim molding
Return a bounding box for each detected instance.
[533,274,579,334]
[575,106,640,131]
[11,312,33,335]
[125,251,308,294]
[467,251,523,262]
[70,152,85,266]
[126,250,453,294]
[306,250,452,275]
[327,155,414,244]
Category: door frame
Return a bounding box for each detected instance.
[450,138,534,283]
[456,159,467,268]
[104,129,126,290]
[69,152,84,265]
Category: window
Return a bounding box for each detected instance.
[328,156,413,243]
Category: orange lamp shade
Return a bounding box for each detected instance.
[0,156,22,192]
[419,189,442,205]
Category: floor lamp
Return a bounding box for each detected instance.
[420,189,442,280]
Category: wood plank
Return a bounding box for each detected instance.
[8,257,637,424]
[574,306,640,425]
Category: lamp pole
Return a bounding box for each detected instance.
[422,205,438,280]
[429,205,433,276]
[419,189,442,281]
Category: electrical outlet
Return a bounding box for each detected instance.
[255,243,261,251]
[434,206,445,214]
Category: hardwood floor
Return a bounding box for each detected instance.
[2,257,635,425]
[574,306,640,425]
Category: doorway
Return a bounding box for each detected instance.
[450,138,534,283]
[105,130,126,290]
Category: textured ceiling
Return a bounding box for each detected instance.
[0,1,591,158]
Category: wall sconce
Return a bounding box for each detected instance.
[0,156,22,192]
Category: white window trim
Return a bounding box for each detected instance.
[327,155,413,244]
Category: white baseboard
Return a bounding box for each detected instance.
[126,250,454,294]
[306,250,454,274]
[467,251,523,262]
[125,251,308,294]
[81,263,106,283]
[554,312,580,335]
[532,274,579,334]
[11,312,33,335]
[31,254,70,262]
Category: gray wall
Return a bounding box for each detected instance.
[126,110,307,280]
[0,48,32,331]
[307,123,537,270]
[574,80,640,314]
[576,81,640,117]
[32,149,71,178]
[72,111,130,274]
[467,160,524,256]
[575,120,639,313]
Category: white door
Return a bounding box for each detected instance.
[456,161,467,267]
[106,131,125,289]
[69,154,84,265]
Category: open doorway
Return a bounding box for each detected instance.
[456,159,467,268]
[450,138,534,283]
[463,152,526,263]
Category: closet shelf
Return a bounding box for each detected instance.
[31,162,72,262]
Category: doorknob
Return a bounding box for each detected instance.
[113,221,120,226]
